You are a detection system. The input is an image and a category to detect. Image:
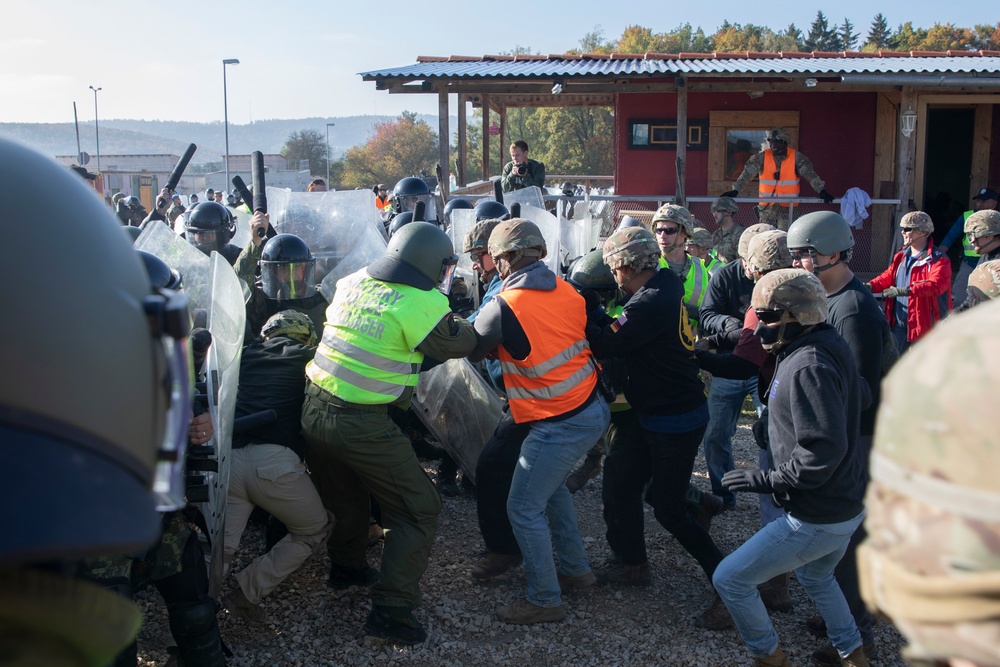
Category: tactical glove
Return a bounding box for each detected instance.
[721,190,739,198]
[881,286,909,299]
[819,189,836,204]
[722,468,773,493]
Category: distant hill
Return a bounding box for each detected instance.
[0,114,454,165]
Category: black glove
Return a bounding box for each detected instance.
[372,185,380,195]
[881,286,908,299]
[721,190,739,198]
[722,468,773,493]
[819,189,835,204]
[581,289,603,315]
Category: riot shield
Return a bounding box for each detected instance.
[518,204,563,275]
[202,253,245,596]
[502,185,545,211]
[411,359,503,485]
[265,187,388,302]
[559,211,602,267]
[231,206,254,250]
[135,220,213,322]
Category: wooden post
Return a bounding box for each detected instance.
[457,94,467,186]
[895,87,917,223]
[499,105,508,175]
[871,92,898,271]
[481,94,491,181]
[675,78,688,207]
[438,89,450,201]
[971,104,993,201]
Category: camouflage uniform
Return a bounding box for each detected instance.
[167,202,186,224]
[859,299,1000,667]
[732,145,826,232]
[712,225,743,264]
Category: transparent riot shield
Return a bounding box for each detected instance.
[412,359,503,485]
[202,254,245,596]
[231,206,254,250]
[502,185,546,211]
[559,211,603,268]
[447,208,480,309]
[135,220,213,323]
[265,187,388,302]
[518,204,563,275]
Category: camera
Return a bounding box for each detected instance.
[515,162,528,176]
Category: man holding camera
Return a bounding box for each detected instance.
[501,140,545,193]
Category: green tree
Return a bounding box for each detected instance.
[280,129,328,176]
[804,11,842,51]
[889,22,928,50]
[839,18,860,51]
[617,25,669,53]
[338,112,438,189]
[918,23,976,51]
[865,13,892,49]
[577,26,613,54]
[712,22,767,52]
[970,23,1000,50]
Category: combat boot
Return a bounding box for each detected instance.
[597,561,652,586]
[363,605,427,645]
[327,563,380,590]
[811,642,877,667]
[694,594,733,630]
[840,645,871,667]
[221,585,265,625]
[557,570,597,592]
[496,599,566,624]
[758,572,793,612]
[753,647,792,667]
[470,552,522,581]
[566,451,603,493]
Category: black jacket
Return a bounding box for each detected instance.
[698,260,754,336]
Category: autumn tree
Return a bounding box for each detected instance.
[281,129,328,176]
[337,112,438,190]
[889,22,928,50]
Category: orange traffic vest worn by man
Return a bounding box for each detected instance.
[760,148,799,208]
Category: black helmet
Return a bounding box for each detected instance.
[137,250,183,290]
[124,196,142,209]
[615,215,644,232]
[388,211,415,238]
[443,198,474,218]
[474,199,510,222]
[392,177,431,213]
[260,233,317,300]
[184,201,236,255]
[566,249,616,292]
[561,181,575,195]
[368,221,458,293]
[122,225,142,244]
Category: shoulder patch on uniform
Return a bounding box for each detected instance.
[610,313,628,333]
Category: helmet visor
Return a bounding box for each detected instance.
[261,260,317,300]
[186,229,222,255]
[436,255,460,295]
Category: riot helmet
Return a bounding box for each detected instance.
[566,248,617,292]
[560,181,575,196]
[261,309,318,346]
[392,177,432,214]
[368,221,459,294]
[474,199,510,222]
[443,198,474,219]
[0,137,193,563]
[123,225,143,244]
[388,211,415,238]
[615,215,644,232]
[184,201,236,255]
[260,233,317,300]
[137,250,183,290]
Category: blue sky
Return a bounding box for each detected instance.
[1,0,988,124]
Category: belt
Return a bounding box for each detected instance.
[305,381,388,414]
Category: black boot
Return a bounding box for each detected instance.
[167,599,226,667]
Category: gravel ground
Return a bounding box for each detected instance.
[136,420,907,667]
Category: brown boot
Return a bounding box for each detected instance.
[758,572,793,612]
[753,647,791,667]
[811,642,877,667]
[566,452,603,493]
[470,552,522,581]
[221,585,266,625]
[496,599,566,624]
[694,594,733,630]
[596,561,652,586]
[557,570,597,592]
[840,645,871,667]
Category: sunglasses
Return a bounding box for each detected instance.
[470,250,485,263]
[754,309,786,324]
[788,249,813,261]
[654,226,680,236]
[900,226,920,232]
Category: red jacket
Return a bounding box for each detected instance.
[869,238,952,342]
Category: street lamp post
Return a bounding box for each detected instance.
[326,122,335,186]
[89,86,101,173]
[222,58,240,192]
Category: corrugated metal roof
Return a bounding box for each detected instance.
[361,52,1000,80]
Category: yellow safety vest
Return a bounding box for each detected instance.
[963,210,980,258]
[659,255,709,313]
[306,269,449,404]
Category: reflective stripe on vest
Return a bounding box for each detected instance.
[963,210,980,258]
[306,269,449,404]
[498,278,597,423]
[658,256,708,310]
[759,148,799,208]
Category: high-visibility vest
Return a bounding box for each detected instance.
[498,278,597,423]
[759,148,799,208]
[306,269,448,404]
[659,255,709,312]
[963,210,980,258]
[375,195,391,210]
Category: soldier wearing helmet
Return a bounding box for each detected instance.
[0,137,199,665]
[687,226,722,277]
[557,180,577,220]
[586,226,731,629]
[938,186,999,305]
[222,311,332,625]
[391,177,432,217]
[501,139,546,193]
[373,183,391,211]
[711,196,743,263]
[723,127,835,231]
[474,198,510,222]
[301,221,475,645]
[468,218,608,625]
[868,210,952,352]
[183,200,242,264]
[859,300,1000,667]
[652,204,711,332]
[714,268,871,667]
[963,258,1000,309]
[463,217,505,318]
[954,209,1000,312]
[167,192,186,224]
[786,210,895,663]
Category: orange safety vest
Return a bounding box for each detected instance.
[759,148,799,208]
[497,279,597,423]
[375,195,391,210]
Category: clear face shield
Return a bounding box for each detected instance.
[261,259,317,300]
[436,254,460,295]
[143,287,194,512]
[186,228,223,256]
[398,194,432,215]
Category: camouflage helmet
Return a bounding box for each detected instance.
[767,127,791,144]
[966,259,1000,307]
[261,309,318,346]
[787,211,855,255]
[858,300,1000,667]
[651,203,694,237]
[899,210,934,234]
[687,227,714,249]
[488,218,547,259]
[711,196,739,214]
[964,209,1000,239]
[602,227,660,272]
[751,268,828,325]
[462,218,503,254]
[738,223,777,261]
[566,249,617,292]
[745,230,793,275]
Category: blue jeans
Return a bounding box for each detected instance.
[703,376,762,506]
[713,510,866,659]
[507,396,610,608]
